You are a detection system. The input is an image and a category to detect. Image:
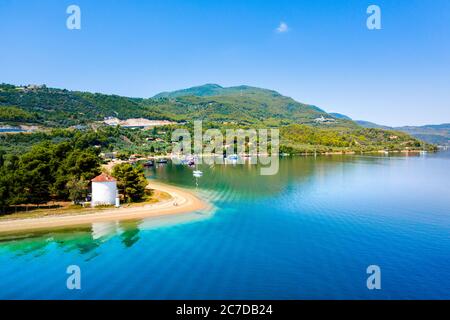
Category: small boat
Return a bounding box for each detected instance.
[193,170,203,175]
[227,154,239,161]
[157,159,168,164]
[143,160,154,167]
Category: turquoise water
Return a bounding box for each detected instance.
[0,153,449,299]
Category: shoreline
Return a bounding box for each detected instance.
[0,181,208,234]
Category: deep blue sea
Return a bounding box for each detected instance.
[0,152,449,299]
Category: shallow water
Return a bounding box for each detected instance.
[0,152,449,299]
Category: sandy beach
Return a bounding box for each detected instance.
[0,181,207,233]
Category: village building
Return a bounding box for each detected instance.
[314,115,336,124]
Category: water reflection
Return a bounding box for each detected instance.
[119,220,140,248]
[0,211,210,258]
[144,154,421,199]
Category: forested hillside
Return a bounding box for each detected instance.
[0,83,347,127]
[0,83,436,152]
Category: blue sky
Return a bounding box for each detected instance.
[0,0,449,126]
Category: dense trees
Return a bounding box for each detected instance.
[0,106,35,122]
[0,126,173,156]
[66,178,89,204]
[280,124,435,153]
[0,154,25,209]
[112,163,148,203]
[0,84,146,126]
[0,83,331,127]
[0,137,101,212]
[0,127,157,212]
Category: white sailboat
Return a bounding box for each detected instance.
[193,170,203,177]
[192,156,203,177]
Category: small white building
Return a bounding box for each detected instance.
[91,173,119,207]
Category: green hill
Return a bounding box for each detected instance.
[280,124,428,153]
[0,83,349,127]
[154,84,290,99]
[0,83,436,152]
[355,119,450,146]
[153,83,227,98]
[150,84,340,126]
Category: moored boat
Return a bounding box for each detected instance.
[143,160,154,167]
[227,154,239,161]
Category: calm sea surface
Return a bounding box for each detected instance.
[0,152,449,299]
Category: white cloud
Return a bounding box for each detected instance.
[276,22,289,33]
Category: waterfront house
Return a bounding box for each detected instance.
[91,173,119,207]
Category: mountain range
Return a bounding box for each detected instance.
[154,86,449,145]
[0,83,445,150]
[330,113,449,146]
[0,83,353,128]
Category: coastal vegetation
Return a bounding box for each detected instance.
[279,124,428,153]
[0,105,35,123]
[0,138,101,212]
[112,163,148,203]
[0,128,154,213]
[0,125,174,155]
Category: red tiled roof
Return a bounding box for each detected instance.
[91,173,116,182]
